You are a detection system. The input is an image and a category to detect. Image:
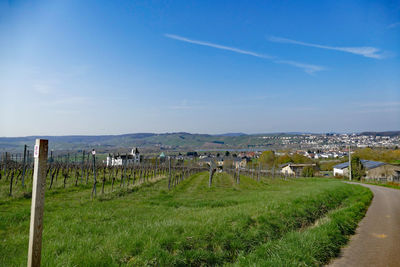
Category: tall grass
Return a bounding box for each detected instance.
[0,172,371,266]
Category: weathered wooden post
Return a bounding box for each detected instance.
[85,152,90,184]
[9,169,14,196]
[272,163,275,178]
[91,149,97,198]
[209,162,213,188]
[22,144,27,187]
[80,151,85,184]
[111,167,116,191]
[102,167,106,194]
[27,150,31,170]
[27,139,48,267]
[4,152,7,177]
[123,153,127,187]
[348,145,352,181]
[168,157,171,190]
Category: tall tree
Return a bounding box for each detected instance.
[259,151,275,167]
[351,156,365,181]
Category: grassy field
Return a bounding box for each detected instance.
[0,172,372,266]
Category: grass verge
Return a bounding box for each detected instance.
[363,181,400,190]
[235,181,372,266]
[0,173,371,266]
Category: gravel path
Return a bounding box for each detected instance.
[329,183,400,267]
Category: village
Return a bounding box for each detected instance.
[259,132,400,149]
[104,145,400,183]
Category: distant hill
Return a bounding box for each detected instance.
[0,131,398,152]
[215,133,247,137]
[359,131,400,137]
[0,132,258,152]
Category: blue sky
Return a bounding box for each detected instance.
[0,0,399,136]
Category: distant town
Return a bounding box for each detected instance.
[1,131,399,154]
[258,132,400,153]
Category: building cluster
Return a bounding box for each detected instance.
[259,133,400,150]
[106,147,141,166]
[302,150,347,159]
[198,156,250,169]
[106,142,400,182]
[280,163,318,176]
[333,160,400,182]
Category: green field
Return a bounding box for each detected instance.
[1,173,372,266]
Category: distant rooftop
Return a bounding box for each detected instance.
[333,160,386,170]
[281,163,317,167]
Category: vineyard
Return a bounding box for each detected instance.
[0,149,372,266]
[0,148,286,200]
[0,150,210,199]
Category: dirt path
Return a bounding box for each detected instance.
[329,183,400,267]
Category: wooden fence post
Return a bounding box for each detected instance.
[92,149,97,198]
[22,144,27,187]
[27,139,48,267]
[168,158,171,190]
[209,162,214,188]
[80,151,85,184]
[272,163,275,178]
[123,153,127,187]
[4,152,7,177]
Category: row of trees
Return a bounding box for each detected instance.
[350,156,365,181]
[258,151,314,167]
[353,148,400,164]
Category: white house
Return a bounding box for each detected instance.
[106,147,140,166]
[281,163,317,176]
[333,160,400,181]
[333,162,349,176]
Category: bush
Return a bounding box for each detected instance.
[302,166,315,177]
[351,156,365,181]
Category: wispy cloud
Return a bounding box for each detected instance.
[355,101,400,108]
[39,96,92,107]
[33,82,54,95]
[388,22,400,29]
[164,34,325,74]
[352,101,400,114]
[275,60,325,74]
[32,79,65,95]
[355,107,400,114]
[168,99,208,110]
[169,99,191,110]
[165,34,273,59]
[268,36,386,59]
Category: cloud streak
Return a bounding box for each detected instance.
[168,99,209,110]
[268,36,385,59]
[356,101,400,108]
[165,34,274,59]
[275,60,325,74]
[388,22,400,29]
[164,34,324,74]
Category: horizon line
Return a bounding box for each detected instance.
[1,130,399,139]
